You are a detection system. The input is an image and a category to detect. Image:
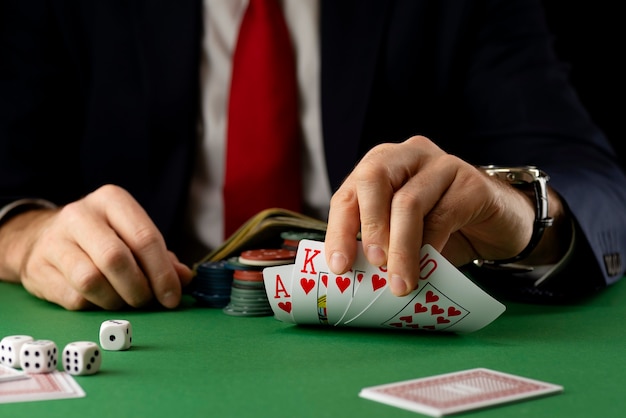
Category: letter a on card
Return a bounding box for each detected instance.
[263,264,296,323]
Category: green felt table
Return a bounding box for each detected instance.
[1,277,625,418]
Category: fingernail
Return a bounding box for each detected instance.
[366,245,386,266]
[329,252,348,273]
[390,274,407,295]
[162,290,178,309]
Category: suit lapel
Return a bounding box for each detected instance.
[320,0,391,191]
[126,0,202,237]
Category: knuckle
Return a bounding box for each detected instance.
[56,201,84,223]
[387,246,414,268]
[359,216,387,237]
[357,154,390,180]
[406,134,435,150]
[95,184,127,200]
[392,188,422,214]
[330,185,357,207]
[70,264,103,295]
[129,225,162,252]
[99,242,129,269]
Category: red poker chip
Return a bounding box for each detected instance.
[238,248,296,266]
[233,269,265,281]
[282,239,300,249]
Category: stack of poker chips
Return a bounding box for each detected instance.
[188,230,325,313]
[222,248,296,317]
[187,259,234,308]
[280,230,325,251]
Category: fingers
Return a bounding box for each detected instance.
[77,185,185,309]
[385,155,461,295]
[168,251,195,288]
[326,136,498,298]
[21,185,192,310]
[59,202,153,307]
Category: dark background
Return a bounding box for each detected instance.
[541,2,624,169]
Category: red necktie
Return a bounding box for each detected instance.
[223,0,302,238]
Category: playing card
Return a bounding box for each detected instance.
[267,240,505,334]
[262,264,296,323]
[359,368,563,416]
[0,364,30,383]
[325,267,365,325]
[337,263,389,326]
[290,239,375,326]
[290,240,329,324]
[326,254,371,325]
[0,370,85,404]
[343,244,506,333]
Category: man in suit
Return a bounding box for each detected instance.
[1,0,625,310]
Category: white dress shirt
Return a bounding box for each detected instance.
[189,0,331,250]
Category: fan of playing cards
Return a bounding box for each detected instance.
[263,240,506,333]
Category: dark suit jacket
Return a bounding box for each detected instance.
[1,0,625,301]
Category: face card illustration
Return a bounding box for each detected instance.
[317,271,329,325]
[291,240,328,325]
[262,264,296,324]
[344,244,505,333]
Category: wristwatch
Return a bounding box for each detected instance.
[473,165,554,268]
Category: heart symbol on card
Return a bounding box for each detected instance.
[422,325,436,330]
[300,278,315,295]
[321,274,328,287]
[425,290,439,303]
[437,316,450,324]
[431,305,444,315]
[278,301,292,313]
[414,303,428,313]
[399,315,413,323]
[372,274,387,291]
[448,306,462,316]
[356,272,364,283]
[336,276,351,293]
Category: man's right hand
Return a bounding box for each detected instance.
[0,184,193,310]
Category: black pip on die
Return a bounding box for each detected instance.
[99,319,132,351]
[20,339,58,374]
[63,341,102,375]
[0,335,34,369]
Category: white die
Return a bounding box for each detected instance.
[62,341,102,375]
[99,319,132,351]
[0,335,34,369]
[20,340,58,374]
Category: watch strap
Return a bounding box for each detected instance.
[473,166,554,268]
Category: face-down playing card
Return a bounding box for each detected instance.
[359,368,563,416]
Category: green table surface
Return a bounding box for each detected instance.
[1,278,625,418]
